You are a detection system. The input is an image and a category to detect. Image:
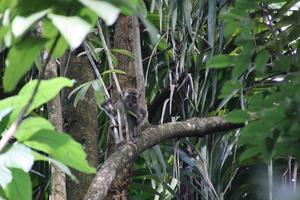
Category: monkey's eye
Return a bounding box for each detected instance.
[131,97,138,103]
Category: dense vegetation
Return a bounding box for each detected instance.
[0,0,299,199]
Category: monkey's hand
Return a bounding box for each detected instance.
[101,99,116,117]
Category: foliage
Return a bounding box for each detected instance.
[124,0,300,199]
[0,0,135,199]
[0,0,299,199]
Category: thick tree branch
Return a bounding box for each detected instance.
[84,117,243,200]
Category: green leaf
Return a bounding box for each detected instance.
[225,110,250,123]
[0,143,34,188]
[3,37,47,92]
[111,49,134,58]
[4,169,31,200]
[139,14,160,44]
[219,80,242,98]
[33,152,76,180]
[101,69,126,76]
[232,54,251,79]
[255,49,270,74]
[235,0,257,10]
[46,37,69,59]
[0,108,13,121]
[0,0,17,13]
[223,7,248,21]
[274,55,291,72]
[73,83,91,107]
[11,9,50,37]
[22,129,95,173]
[224,20,241,38]
[239,122,272,146]
[78,0,120,25]
[239,147,260,163]
[19,77,74,116]
[15,117,54,141]
[0,26,9,44]
[206,55,235,68]
[0,78,74,124]
[47,14,92,49]
[91,80,105,108]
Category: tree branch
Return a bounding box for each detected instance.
[84,117,243,200]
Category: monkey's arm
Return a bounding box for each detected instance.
[101,100,123,144]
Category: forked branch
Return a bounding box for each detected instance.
[84,117,243,200]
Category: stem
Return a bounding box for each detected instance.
[0,34,60,152]
[83,41,110,99]
[96,20,122,97]
[268,159,273,200]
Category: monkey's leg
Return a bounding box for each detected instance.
[116,110,124,142]
[123,114,130,141]
[111,119,121,144]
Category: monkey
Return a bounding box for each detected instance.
[115,88,147,141]
[101,88,147,144]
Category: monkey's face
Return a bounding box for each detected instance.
[124,90,139,109]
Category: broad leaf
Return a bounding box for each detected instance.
[19,78,74,117]
[255,49,270,74]
[239,147,260,163]
[78,0,120,25]
[22,129,95,173]
[225,110,250,123]
[48,14,92,49]
[206,55,235,68]
[11,9,50,37]
[33,152,76,180]
[0,78,74,124]
[0,143,34,188]
[3,37,47,92]
[15,117,54,141]
[42,19,69,58]
[219,80,241,98]
[4,169,31,200]
[0,108,13,121]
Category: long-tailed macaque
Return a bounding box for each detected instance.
[101,88,146,144]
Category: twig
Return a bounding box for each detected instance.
[0,34,60,152]
[96,20,122,97]
[83,41,110,99]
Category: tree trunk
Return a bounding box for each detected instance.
[61,50,99,200]
[105,15,144,200]
[45,57,67,200]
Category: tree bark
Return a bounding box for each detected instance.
[45,57,67,200]
[84,117,243,200]
[105,15,144,200]
[61,50,99,200]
